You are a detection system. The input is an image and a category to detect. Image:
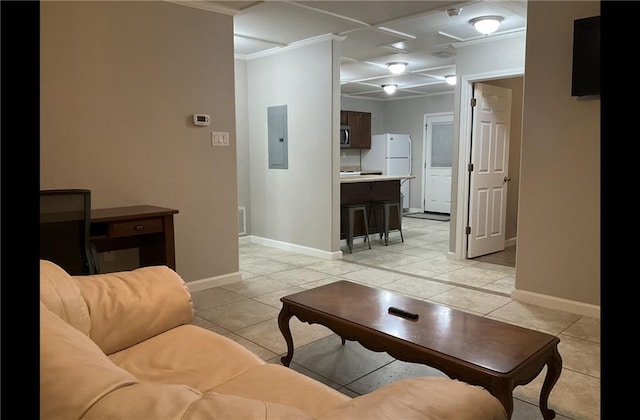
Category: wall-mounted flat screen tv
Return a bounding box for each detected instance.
[571,15,600,97]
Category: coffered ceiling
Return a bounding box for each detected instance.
[183,1,527,100]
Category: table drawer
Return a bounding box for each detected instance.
[109,217,163,238]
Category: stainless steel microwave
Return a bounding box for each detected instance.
[340,125,351,148]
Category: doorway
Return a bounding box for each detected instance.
[466,82,512,258]
[453,72,524,262]
[422,112,453,215]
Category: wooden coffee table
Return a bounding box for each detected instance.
[278,280,562,419]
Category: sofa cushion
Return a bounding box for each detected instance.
[40,259,91,336]
[316,376,508,420]
[74,265,193,354]
[109,324,350,417]
[85,382,313,420]
[109,324,265,390]
[211,363,351,418]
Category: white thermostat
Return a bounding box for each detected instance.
[193,114,210,126]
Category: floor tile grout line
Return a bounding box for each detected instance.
[339,258,513,298]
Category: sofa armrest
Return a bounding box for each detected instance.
[74,265,193,355]
[317,377,508,420]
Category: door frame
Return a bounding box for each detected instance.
[422,112,453,213]
[453,68,523,261]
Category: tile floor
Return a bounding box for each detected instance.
[190,217,600,420]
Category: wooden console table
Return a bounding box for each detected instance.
[90,205,178,270]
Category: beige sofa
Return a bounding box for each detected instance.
[40,259,508,419]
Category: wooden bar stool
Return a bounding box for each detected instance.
[342,204,371,253]
[369,200,404,246]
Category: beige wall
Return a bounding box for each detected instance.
[516,1,600,306]
[40,1,239,283]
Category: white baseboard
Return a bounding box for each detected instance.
[241,235,343,260]
[186,271,243,292]
[405,207,422,214]
[186,235,342,292]
[505,236,517,248]
[511,289,600,319]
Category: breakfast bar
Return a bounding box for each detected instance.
[339,175,414,243]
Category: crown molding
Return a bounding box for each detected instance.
[236,34,346,61]
[452,29,526,48]
[164,1,238,16]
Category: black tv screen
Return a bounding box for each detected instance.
[571,15,600,97]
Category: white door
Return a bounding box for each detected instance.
[467,83,512,258]
[424,114,453,213]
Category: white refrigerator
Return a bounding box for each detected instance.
[361,133,412,210]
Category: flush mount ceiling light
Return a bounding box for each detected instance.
[444,74,456,85]
[469,16,503,36]
[382,84,398,94]
[386,62,407,74]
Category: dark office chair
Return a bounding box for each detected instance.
[40,189,99,275]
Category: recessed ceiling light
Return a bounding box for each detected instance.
[382,84,398,94]
[469,16,503,36]
[386,62,408,74]
[444,75,456,85]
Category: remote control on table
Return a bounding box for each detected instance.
[388,306,419,320]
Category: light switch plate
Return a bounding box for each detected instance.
[211,132,229,146]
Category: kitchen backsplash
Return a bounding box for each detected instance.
[340,149,361,172]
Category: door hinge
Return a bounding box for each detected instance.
[468,163,474,172]
[471,98,477,107]
[465,226,471,235]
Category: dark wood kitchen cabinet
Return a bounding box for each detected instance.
[341,110,371,149]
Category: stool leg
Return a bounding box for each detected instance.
[397,204,404,243]
[362,206,368,245]
[368,204,375,242]
[361,208,371,249]
[348,208,354,253]
[384,204,390,246]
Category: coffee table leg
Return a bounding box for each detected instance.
[278,304,295,367]
[539,345,563,420]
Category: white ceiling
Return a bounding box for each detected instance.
[197,1,527,100]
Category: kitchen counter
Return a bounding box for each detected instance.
[340,175,414,242]
[339,174,415,183]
